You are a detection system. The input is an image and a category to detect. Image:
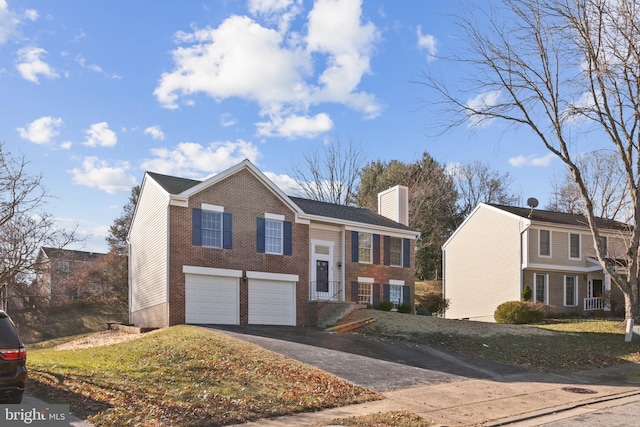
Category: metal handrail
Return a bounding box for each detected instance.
[309,281,343,301]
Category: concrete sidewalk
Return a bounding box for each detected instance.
[232,364,640,426]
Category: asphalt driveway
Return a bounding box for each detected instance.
[205,325,524,392]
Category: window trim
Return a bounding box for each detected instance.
[538,229,552,257]
[201,209,223,249]
[358,282,373,305]
[569,233,581,260]
[389,237,403,267]
[265,218,283,255]
[564,275,578,307]
[358,232,373,264]
[389,284,403,306]
[533,273,547,304]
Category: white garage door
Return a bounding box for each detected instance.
[248,279,296,326]
[185,274,239,324]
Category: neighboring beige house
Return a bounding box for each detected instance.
[128,159,420,329]
[442,203,629,321]
[35,247,106,302]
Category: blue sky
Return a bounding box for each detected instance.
[0,0,561,253]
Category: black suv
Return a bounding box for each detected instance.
[0,310,26,404]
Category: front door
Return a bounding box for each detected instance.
[316,260,330,298]
[590,279,603,298]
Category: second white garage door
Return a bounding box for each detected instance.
[248,279,296,326]
[185,274,239,324]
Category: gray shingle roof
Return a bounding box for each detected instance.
[146,171,416,232]
[490,204,630,231]
[147,172,200,194]
[41,247,105,261]
[289,196,417,232]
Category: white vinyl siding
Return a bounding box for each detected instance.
[443,205,524,320]
[129,177,169,315]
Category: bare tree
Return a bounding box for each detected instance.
[0,143,79,311]
[290,137,366,205]
[423,0,640,321]
[355,152,459,279]
[547,150,631,221]
[454,161,520,219]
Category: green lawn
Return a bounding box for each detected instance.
[398,319,640,372]
[27,326,380,426]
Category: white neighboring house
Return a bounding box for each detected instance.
[442,203,629,321]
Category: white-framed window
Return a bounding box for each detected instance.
[265,219,283,254]
[358,283,372,304]
[569,233,581,259]
[539,229,551,257]
[389,237,402,267]
[389,285,403,305]
[202,210,222,248]
[533,273,547,304]
[564,275,578,306]
[359,232,372,264]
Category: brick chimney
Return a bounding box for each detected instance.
[377,185,409,226]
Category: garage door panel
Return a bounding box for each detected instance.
[248,279,296,326]
[185,274,239,324]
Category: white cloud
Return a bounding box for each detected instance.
[60,141,72,150]
[154,0,381,136]
[76,55,121,79]
[140,140,260,178]
[416,25,437,62]
[263,171,304,196]
[68,157,137,194]
[306,0,382,117]
[16,46,59,83]
[83,122,117,147]
[24,9,38,21]
[144,125,166,140]
[0,0,19,45]
[220,113,236,128]
[509,153,555,167]
[17,116,63,144]
[256,112,333,138]
[248,0,302,32]
[466,90,501,128]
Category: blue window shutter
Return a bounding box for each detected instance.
[403,285,411,305]
[192,208,202,246]
[373,284,380,309]
[373,234,380,264]
[403,238,411,268]
[351,282,359,303]
[283,221,292,255]
[222,212,232,249]
[383,284,390,302]
[383,235,390,265]
[351,231,359,262]
[256,217,265,253]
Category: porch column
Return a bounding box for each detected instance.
[604,273,611,311]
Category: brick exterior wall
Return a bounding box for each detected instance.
[345,231,416,306]
[168,168,310,326]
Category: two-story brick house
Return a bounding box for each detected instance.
[128,159,419,328]
[442,203,629,321]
